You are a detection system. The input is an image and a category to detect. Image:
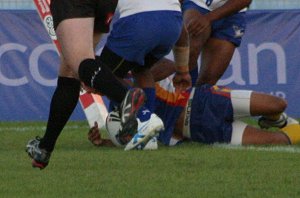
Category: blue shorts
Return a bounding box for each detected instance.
[182,1,246,46]
[190,84,234,144]
[106,11,183,66]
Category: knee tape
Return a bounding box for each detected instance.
[78,58,99,87]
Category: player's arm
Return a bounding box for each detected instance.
[172,24,192,91]
[150,58,176,82]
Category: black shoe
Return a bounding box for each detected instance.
[119,88,145,135]
[25,137,51,169]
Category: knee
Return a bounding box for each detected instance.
[269,97,287,114]
[78,58,99,87]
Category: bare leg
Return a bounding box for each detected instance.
[184,9,211,72]
[197,38,235,85]
[249,92,287,117]
[242,125,290,145]
[55,18,95,76]
[39,32,103,152]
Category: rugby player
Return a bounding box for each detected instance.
[97,0,192,150]
[183,0,251,86]
[88,67,300,148]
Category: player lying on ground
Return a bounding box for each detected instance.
[88,67,300,148]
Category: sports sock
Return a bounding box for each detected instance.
[136,88,155,122]
[78,58,127,103]
[281,124,300,144]
[142,88,155,112]
[39,77,80,152]
[137,106,152,122]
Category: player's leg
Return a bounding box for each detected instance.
[230,120,290,145]
[125,11,185,150]
[231,90,298,129]
[183,9,211,74]
[251,92,299,128]
[32,32,103,157]
[25,55,81,169]
[196,38,235,85]
[249,92,287,116]
[26,19,88,167]
[58,19,145,134]
[232,90,284,118]
[195,9,246,86]
[98,48,162,150]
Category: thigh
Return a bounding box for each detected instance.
[242,125,289,145]
[50,0,96,30]
[55,18,95,75]
[98,46,136,78]
[249,92,287,116]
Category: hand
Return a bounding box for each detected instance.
[172,72,192,92]
[88,122,103,146]
[186,14,211,37]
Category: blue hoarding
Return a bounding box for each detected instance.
[0,10,300,120]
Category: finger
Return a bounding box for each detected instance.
[94,121,98,128]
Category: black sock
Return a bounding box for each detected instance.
[39,77,80,152]
[78,58,127,103]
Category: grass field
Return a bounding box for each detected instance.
[1,121,300,198]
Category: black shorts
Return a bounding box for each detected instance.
[98,46,160,78]
[50,0,117,33]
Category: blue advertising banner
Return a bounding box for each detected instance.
[219,10,300,117]
[0,10,300,121]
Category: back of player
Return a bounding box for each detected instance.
[104,0,183,72]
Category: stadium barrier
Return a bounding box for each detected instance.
[1,10,300,120]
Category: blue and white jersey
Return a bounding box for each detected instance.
[187,0,247,12]
[117,0,182,18]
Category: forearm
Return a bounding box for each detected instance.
[206,0,252,22]
[173,25,190,73]
[151,58,176,82]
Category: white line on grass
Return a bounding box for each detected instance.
[214,144,300,154]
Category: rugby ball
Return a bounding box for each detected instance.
[105,110,159,150]
[105,110,135,147]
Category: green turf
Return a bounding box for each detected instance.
[1,121,300,198]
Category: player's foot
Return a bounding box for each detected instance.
[124,114,164,151]
[25,137,51,169]
[258,113,297,129]
[119,88,146,136]
[140,137,158,150]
